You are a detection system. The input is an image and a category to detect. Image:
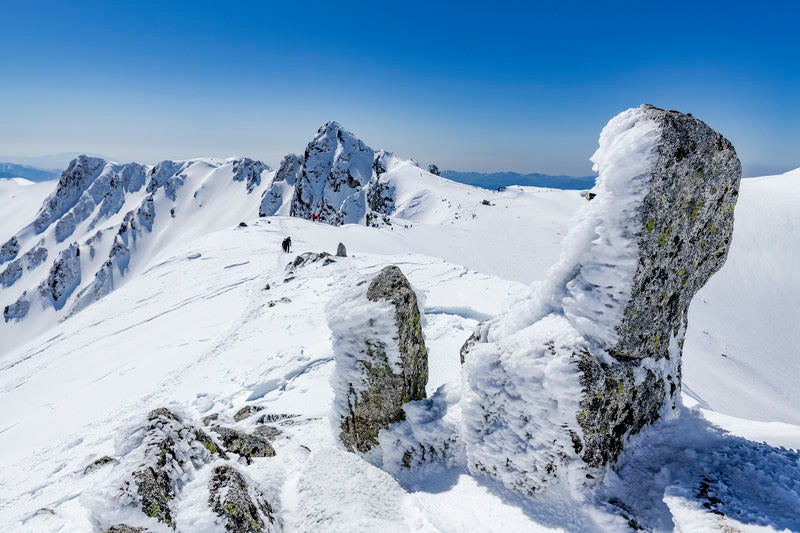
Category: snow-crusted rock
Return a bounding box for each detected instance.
[461,105,741,495]
[33,155,107,233]
[208,465,277,533]
[0,236,20,264]
[89,408,226,531]
[328,266,428,455]
[259,125,408,226]
[38,243,81,311]
[291,121,374,225]
[0,241,47,288]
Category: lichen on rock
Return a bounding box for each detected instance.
[211,425,276,464]
[208,464,277,533]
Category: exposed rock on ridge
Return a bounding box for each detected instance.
[328,265,428,455]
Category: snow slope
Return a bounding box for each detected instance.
[0,178,55,240]
[684,167,800,424]
[0,151,799,530]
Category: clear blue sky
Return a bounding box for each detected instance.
[1,1,797,176]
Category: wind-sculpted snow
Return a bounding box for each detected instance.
[461,105,742,495]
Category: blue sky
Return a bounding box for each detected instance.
[1,1,797,175]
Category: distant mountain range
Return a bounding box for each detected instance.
[0,163,60,182]
[440,170,596,190]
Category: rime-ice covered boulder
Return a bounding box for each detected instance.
[328,266,428,455]
[461,105,741,494]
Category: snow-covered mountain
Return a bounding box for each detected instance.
[1,123,572,347]
[1,114,799,533]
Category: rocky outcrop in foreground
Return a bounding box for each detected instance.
[328,266,428,455]
[461,105,741,494]
[90,407,279,532]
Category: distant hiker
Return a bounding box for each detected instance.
[282,237,292,253]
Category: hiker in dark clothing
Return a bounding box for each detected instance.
[282,237,292,253]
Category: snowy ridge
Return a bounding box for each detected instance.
[2,115,800,531]
[1,154,271,347]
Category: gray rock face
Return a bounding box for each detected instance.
[34,155,106,233]
[232,158,267,193]
[576,105,741,467]
[365,266,429,402]
[38,243,81,311]
[284,252,336,281]
[291,122,374,225]
[208,465,276,533]
[211,426,276,464]
[0,236,20,265]
[461,105,742,494]
[427,164,440,176]
[3,292,30,322]
[329,265,428,454]
[102,525,147,533]
[234,405,265,422]
[336,242,347,257]
[0,242,48,288]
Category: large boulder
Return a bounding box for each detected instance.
[461,105,741,494]
[328,265,428,455]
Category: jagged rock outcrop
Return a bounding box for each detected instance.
[38,243,81,311]
[211,426,276,464]
[33,156,107,233]
[328,265,428,455]
[234,405,265,422]
[1,241,48,288]
[232,158,268,193]
[0,236,20,265]
[114,408,226,529]
[336,243,347,257]
[461,105,741,494]
[3,291,30,322]
[208,465,277,533]
[259,126,406,227]
[427,164,440,176]
[291,121,374,225]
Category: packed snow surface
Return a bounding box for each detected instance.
[0,158,799,531]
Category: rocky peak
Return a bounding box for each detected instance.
[290,122,375,225]
[34,155,108,233]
